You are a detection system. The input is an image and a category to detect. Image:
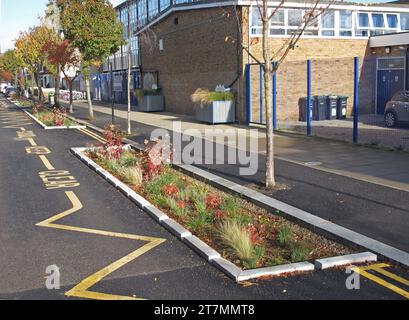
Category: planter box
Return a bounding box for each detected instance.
[196,101,235,124]
[139,95,164,112]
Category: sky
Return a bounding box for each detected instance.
[0,0,395,52]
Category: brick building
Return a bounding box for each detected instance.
[109,0,409,123]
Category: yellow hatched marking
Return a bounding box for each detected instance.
[37,191,166,300]
[352,263,409,299]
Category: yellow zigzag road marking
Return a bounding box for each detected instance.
[352,263,409,299]
[36,191,166,300]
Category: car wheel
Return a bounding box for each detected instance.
[385,111,398,128]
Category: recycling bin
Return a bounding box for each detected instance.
[327,95,338,120]
[337,96,348,119]
[48,92,55,106]
[314,96,327,121]
[299,97,315,122]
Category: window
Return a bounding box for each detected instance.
[387,14,398,28]
[321,11,335,36]
[160,0,171,12]
[392,92,409,103]
[355,12,370,37]
[288,9,302,27]
[339,10,353,36]
[251,7,262,35]
[138,0,147,26]
[401,13,409,30]
[270,9,285,35]
[357,13,369,28]
[148,0,159,20]
[372,13,385,28]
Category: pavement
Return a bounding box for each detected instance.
[0,97,407,300]
[278,114,409,152]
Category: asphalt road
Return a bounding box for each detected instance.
[0,97,407,300]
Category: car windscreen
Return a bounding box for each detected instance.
[392,92,409,102]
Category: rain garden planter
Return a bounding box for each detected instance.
[139,95,165,112]
[195,101,236,124]
[69,128,367,281]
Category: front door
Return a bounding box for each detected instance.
[377,57,406,115]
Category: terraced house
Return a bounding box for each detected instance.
[105,0,409,124]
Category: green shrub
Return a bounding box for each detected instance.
[105,159,121,174]
[191,88,235,106]
[120,150,139,167]
[218,220,254,266]
[291,244,311,263]
[118,166,143,186]
[135,89,162,99]
[221,196,240,216]
[278,224,294,247]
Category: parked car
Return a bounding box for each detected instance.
[384,91,409,128]
[4,87,18,98]
[1,83,10,94]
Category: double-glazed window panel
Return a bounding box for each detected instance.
[250,6,409,38]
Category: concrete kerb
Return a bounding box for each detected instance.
[20,107,86,130]
[71,148,323,282]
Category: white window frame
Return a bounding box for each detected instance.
[248,6,409,39]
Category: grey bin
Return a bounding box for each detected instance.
[299,97,315,122]
[195,101,236,124]
[314,96,327,121]
[139,95,165,112]
[337,96,348,119]
[327,96,338,120]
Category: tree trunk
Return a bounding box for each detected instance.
[127,0,132,135]
[54,67,61,108]
[263,3,276,189]
[69,80,74,114]
[84,73,94,120]
[34,72,44,102]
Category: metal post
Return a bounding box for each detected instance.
[246,64,252,126]
[353,56,359,144]
[260,64,263,124]
[273,69,277,130]
[110,62,115,125]
[307,60,312,136]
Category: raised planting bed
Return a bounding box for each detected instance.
[69,127,374,281]
[22,104,86,130]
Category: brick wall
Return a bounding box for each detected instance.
[140,6,240,116]
[241,7,375,122]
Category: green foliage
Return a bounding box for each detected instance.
[145,171,180,195]
[221,196,241,216]
[59,0,125,66]
[135,89,162,99]
[291,244,311,263]
[218,220,254,265]
[191,88,235,106]
[119,150,139,168]
[278,224,294,247]
[118,166,143,186]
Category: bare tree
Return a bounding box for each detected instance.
[127,0,132,135]
[227,0,334,188]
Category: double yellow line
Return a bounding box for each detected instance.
[352,263,409,299]
[78,128,106,144]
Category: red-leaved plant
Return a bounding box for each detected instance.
[103,125,123,159]
[52,107,66,127]
[142,139,174,180]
